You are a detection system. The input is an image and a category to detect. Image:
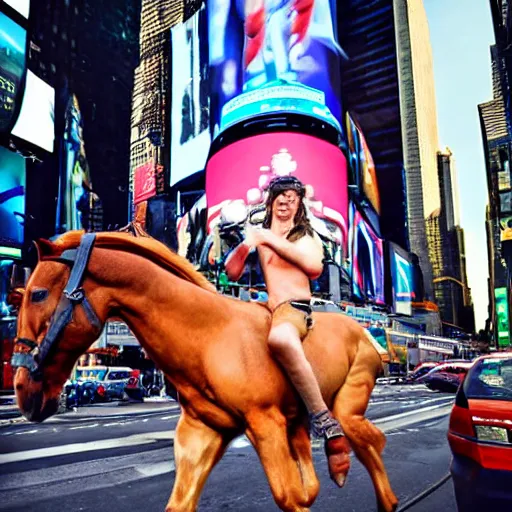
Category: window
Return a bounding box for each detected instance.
[465,357,512,401]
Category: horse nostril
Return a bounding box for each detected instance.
[16,383,23,391]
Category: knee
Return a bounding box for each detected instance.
[268,326,300,360]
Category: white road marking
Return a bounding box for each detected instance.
[14,429,38,436]
[136,460,175,477]
[161,414,181,420]
[0,430,175,465]
[69,423,99,430]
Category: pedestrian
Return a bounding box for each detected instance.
[225,175,347,461]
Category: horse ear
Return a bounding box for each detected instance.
[33,238,56,260]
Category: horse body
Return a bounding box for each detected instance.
[12,232,398,512]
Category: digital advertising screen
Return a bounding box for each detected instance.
[345,112,381,216]
[0,146,25,258]
[494,287,511,347]
[350,205,385,305]
[0,10,26,133]
[133,161,156,205]
[3,1,30,19]
[388,242,415,316]
[170,4,210,187]
[11,70,55,152]
[56,95,91,233]
[500,215,512,242]
[206,132,349,267]
[208,0,344,136]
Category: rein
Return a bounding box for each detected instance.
[10,233,101,381]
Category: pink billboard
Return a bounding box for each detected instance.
[205,132,348,264]
[133,162,156,205]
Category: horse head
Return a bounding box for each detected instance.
[12,233,105,422]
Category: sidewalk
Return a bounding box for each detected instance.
[0,394,179,424]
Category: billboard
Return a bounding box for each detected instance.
[0,146,25,258]
[11,70,55,152]
[133,162,156,205]
[350,205,385,305]
[346,112,381,216]
[388,242,415,316]
[208,0,344,136]
[3,1,30,19]
[0,10,26,133]
[56,95,93,233]
[206,132,349,267]
[170,4,210,187]
[494,287,510,347]
[500,216,512,242]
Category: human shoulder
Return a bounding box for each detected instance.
[293,230,322,247]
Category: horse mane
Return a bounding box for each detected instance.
[50,231,216,292]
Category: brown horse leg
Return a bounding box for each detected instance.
[288,420,320,507]
[166,412,233,512]
[246,407,312,512]
[331,349,398,512]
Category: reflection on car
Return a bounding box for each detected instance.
[448,352,512,512]
[416,361,473,393]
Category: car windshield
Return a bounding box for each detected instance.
[107,371,131,380]
[464,357,512,401]
[76,369,107,381]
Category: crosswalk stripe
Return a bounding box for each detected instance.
[0,430,175,465]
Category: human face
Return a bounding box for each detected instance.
[271,190,300,223]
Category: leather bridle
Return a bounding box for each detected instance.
[10,233,102,381]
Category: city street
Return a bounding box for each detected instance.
[0,386,458,511]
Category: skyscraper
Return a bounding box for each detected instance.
[426,149,475,332]
[394,0,441,299]
[479,42,512,347]
[29,0,141,232]
[339,0,442,300]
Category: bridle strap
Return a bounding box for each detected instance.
[11,233,101,381]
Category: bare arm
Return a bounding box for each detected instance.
[260,230,324,280]
[224,242,252,281]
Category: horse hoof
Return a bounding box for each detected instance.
[325,436,351,487]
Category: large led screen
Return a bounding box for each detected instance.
[3,1,30,19]
[170,4,210,187]
[346,112,381,215]
[206,132,348,267]
[0,146,25,258]
[350,205,385,305]
[12,70,55,152]
[495,287,511,347]
[388,242,414,316]
[56,95,92,233]
[208,0,343,136]
[0,11,26,133]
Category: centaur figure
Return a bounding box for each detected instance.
[225,176,347,465]
[11,226,398,511]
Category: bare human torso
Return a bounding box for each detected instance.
[258,242,312,311]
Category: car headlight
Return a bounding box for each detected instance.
[474,425,509,443]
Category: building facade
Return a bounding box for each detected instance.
[426,149,475,333]
[338,0,442,300]
[30,0,141,233]
[479,41,512,347]
[129,0,203,239]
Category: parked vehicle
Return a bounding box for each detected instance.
[72,365,133,402]
[407,362,439,382]
[417,361,473,392]
[448,352,512,511]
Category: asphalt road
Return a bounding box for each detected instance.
[0,385,458,511]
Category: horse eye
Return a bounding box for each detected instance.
[31,289,49,303]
